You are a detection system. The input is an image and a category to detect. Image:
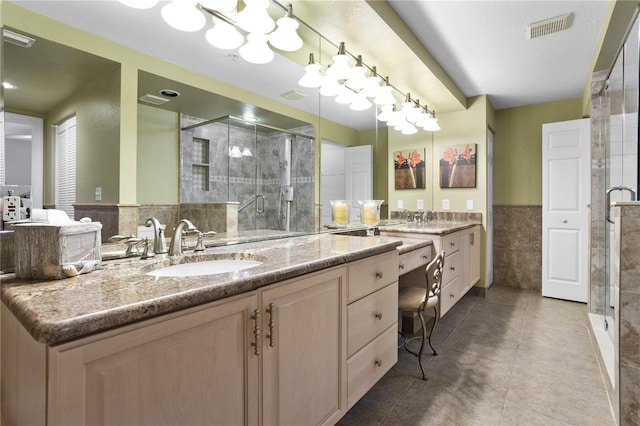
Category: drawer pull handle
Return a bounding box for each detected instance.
[250,309,261,356]
[450,294,455,299]
[399,264,405,270]
[422,255,429,260]
[374,359,382,367]
[450,266,455,271]
[450,242,455,247]
[374,312,383,320]
[376,272,384,279]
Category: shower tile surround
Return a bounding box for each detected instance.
[180,114,316,234]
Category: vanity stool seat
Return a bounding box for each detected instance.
[398,250,445,380]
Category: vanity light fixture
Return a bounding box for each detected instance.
[350,91,372,111]
[373,78,397,106]
[2,82,17,90]
[206,17,244,49]
[376,104,394,122]
[239,32,274,64]
[235,0,275,34]
[298,53,323,88]
[241,147,253,156]
[2,29,36,48]
[326,42,351,81]
[229,146,243,158]
[344,55,367,91]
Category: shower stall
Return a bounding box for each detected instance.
[590,14,639,390]
[179,114,316,236]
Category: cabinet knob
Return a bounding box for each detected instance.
[375,272,384,279]
[374,359,382,367]
[422,255,429,260]
[450,294,455,299]
[562,219,568,223]
[374,312,383,320]
[450,266,455,271]
[399,264,405,270]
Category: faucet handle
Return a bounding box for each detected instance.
[140,237,155,259]
[124,237,143,257]
[194,231,217,252]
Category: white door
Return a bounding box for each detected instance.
[345,145,372,222]
[320,141,346,227]
[542,118,590,302]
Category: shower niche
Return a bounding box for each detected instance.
[180,114,316,237]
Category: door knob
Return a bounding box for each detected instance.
[562,219,567,223]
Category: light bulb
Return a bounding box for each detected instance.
[239,33,275,64]
[206,18,244,49]
[335,84,355,104]
[161,0,206,32]
[235,0,275,34]
[350,92,372,111]
[402,122,418,135]
[320,76,340,97]
[118,0,159,9]
[269,16,303,51]
[373,84,396,106]
[345,57,367,90]
[361,73,382,98]
[326,54,351,80]
[200,0,237,12]
[241,147,253,157]
[423,116,441,132]
[298,62,323,88]
[377,105,394,122]
[229,146,242,158]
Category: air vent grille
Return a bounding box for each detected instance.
[138,94,170,105]
[527,13,572,39]
[280,90,308,101]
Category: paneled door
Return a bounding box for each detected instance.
[542,118,590,302]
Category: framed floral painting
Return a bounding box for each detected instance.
[394,148,426,189]
[439,144,477,188]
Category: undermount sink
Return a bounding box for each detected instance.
[147,259,263,277]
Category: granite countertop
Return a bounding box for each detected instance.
[378,220,481,236]
[1,234,403,346]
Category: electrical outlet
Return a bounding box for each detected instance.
[466,199,474,210]
[95,187,102,201]
[417,199,424,209]
[397,200,404,209]
[442,199,450,210]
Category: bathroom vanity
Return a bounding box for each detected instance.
[0,233,431,426]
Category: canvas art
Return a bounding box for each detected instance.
[439,144,477,188]
[394,148,426,189]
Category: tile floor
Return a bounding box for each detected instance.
[338,285,615,426]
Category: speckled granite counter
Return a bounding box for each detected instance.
[378,220,481,236]
[1,234,406,346]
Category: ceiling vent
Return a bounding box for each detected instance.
[527,13,572,39]
[138,94,170,105]
[280,90,308,101]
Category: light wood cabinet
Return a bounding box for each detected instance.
[2,250,400,426]
[460,225,481,295]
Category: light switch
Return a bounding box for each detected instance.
[95,187,102,201]
[442,199,450,210]
[417,199,424,209]
[466,199,474,210]
[397,200,404,209]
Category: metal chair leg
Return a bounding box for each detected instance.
[416,311,428,380]
[427,305,439,356]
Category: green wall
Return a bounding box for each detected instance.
[493,98,583,206]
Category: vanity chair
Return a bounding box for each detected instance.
[398,250,446,380]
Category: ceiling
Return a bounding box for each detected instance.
[4,0,610,132]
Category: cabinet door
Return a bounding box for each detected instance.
[261,268,347,426]
[49,293,259,426]
[460,226,481,295]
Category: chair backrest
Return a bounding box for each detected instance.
[425,250,446,300]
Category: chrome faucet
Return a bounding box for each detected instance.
[145,217,167,255]
[169,219,198,256]
[423,210,436,222]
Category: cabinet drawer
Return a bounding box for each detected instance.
[442,232,460,256]
[441,250,460,287]
[398,246,432,275]
[347,325,397,409]
[347,282,398,357]
[347,251,399,303]
[440,276,460,316]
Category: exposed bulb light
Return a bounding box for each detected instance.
[320,74,340,97]
[200,0,237,12]
[350,92,372,111]
[239,32,275,64]
[335,84,355,104]
[373,77,396,106]
[269,4,303,51]
[241,147,253,156]
[423,113,441,132]
[2,81,17,90]
[326,42,351,80]
[206,17,244,49]
[376,104,394,122]
[345,55,367,91]
[229,146,242,158]
[298,53,323,88]
[236,0,275,34]
[402,122,418,135]
[161,0,206,32]
[361,66,382,98]
[118,0,159,9]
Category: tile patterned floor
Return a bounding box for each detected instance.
[338,285,615,426]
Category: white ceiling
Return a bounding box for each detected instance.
[7,0,610,130]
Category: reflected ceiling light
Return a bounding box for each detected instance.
[200,0,237,12]
[423,113,441,132]
[402,122,418,135]
[229,146,243,158]
[161,0,206,32]
[335,84,355,104]
[241,147,253,156]
[239,32,275,64]
[376,104,394,122]
[118,0,159,9]
[320,75,340,97]
[2,81,17,90]
[298,53,323,88]
[373,77,396,106]
[350,92,372,111]
[206,17,244,49]
[345,55,367,91]
[361,66,382,98]
[269,4,303,51]
[236,0,275,34]
[326,42,351,80]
